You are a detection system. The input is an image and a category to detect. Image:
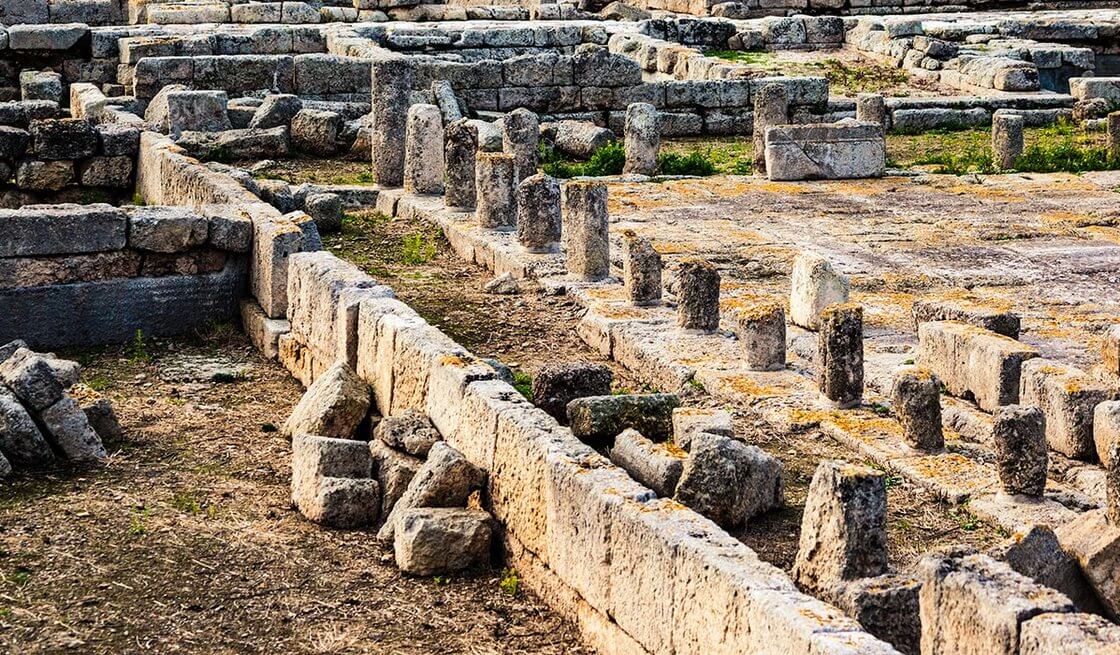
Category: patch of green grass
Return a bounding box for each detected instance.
[950,506,984,532]
[129,507,150,536]
[499,568,520,597]
[710,52,911,96]
[172,492,202,515]
[433,575,450,585]
[541,142,626,178]
[657,151,717,176]
[708,49,773,65]
[400,231,438,265]
[4,569,31,587]
[125,329,153,364]
[512,371,533,399]
[85,375,112,392]
[661,138,753,175]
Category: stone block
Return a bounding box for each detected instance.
[377,441,486,543]
[290,108,342,157]
[567,393,681,446]
[0,386,54,468]
[530,361,612,422]
[39,395,107,462]
[765,121,886,181]
[8,24,87,51]
[0,347,65,411]
[393,507,491,576]
[374,409,439,458]
[370,439,422,520]
[789,251,849,330]
[917,321,1038,413]
[127,206,209,253]
[835,574,922,655]
[239,299,289,360]
[166,90,231,139]
[674,431,783,529]
[0,203,126,257]
[15,160,74,191]
[671,406,733,451]
[78,156,133,188]
[609,428,685,497]
[0,126,29,160]
[991,525,1105,616]
[1019,612,1120,655]
[30,118,99,160]
[1055,510,1120,621]
[248,94,302,130]
[284,362,371,440]
[992,405,1047,497]
[912,298,1020,339]
[302,476,380,528]
[290,432,372,509]
[1020,358,1112,460]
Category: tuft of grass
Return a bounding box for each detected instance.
[5,569,31,587]
[499,568,521,597]
[512,371,533,399]
[85,375,112,392]
[129,507,150,536]
[172,492,202,515]
[657,151,717,176]
[125,329,153,364]
[131,192,146,206]
[541,142,626,179]
[400,231,438,265]
[708,49,772,65]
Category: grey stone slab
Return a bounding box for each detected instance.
[0,203,126,257]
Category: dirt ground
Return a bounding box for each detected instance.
[0,331,590,655]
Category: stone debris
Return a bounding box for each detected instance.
[291,433,379,529]
[733,301,786,371]
[671,406,734,451]
[676,259,720,333]
[566,393,681,445]
[609,428,685,497]
[855,93,888,129]
[374,409,441,458]
[623,102,659,176]
[516,173,561,253]
[673,431,783,528]
[249,94,302,130]
[483,273,520,295]
[371,439,423,519]
[817,303,864,409]
[304,193,343,233]
[167,90,231,139]
[81,397,123,443]
[377,441,486,543]
[621,230,661,306]
[789,251,849,331]
[0,386,55,468]
[550,120,615,160]
[891,367,944,452]
[393,507,492,576]
[990,525,1105,616]
[530,361,613,422]
[283,362,372,440]
[992,405,1048,498]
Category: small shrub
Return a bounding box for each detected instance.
[172,492,202,514]
[125,330,153,364]
[582,141,626,176]
[131,192,146,206]
[400,232,438,265]
[499,568,521,597]
[512,371,532,399]
[657,151,717,176]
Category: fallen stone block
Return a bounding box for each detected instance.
[765,121,886,181]
[373,409,440,457]
[144,83,190,132]
[290,432,372,510]
[80,398,122,443]
[609,428,685,497]
[917,551,1076,655]
[789,251,849,330]
[249,94,302,130]
[304,193,342,233]
[283,362,371,440]
[990,525,1105,616]
[917,321,1038,413]
[127,206,209,253]
[793,460,888,594]
[1020,358,1113,460]
[834,574,921,655]
[371,439,422,520]
[671,406,734,451]
[530,361,612,422]
[302,476,380,528]
[0,386,55,468]
[39,395,107,462]
[1055,509,1120,621]
[177,126,291,160]
[552,120,615,159]
[567,393,680,446]
[377,441,486,543]
[290,108,342,157]
[913,298,1020,339]
[1019,612,1120,655]
[0,347,65,411]
[167,90,231,139]
[674,431,783,528]
[393,507,491,576]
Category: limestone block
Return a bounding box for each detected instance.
[892,367,944,452]
[370,440,422,520]
[992,405,1048,497]
[552,120,614,159]
[516,173,562,253]
[0,347,64,411]
[15,160,73,191]
[284,362,371,440]
[912,298,1020,339]
[354,297,422,412]
[422,353,494,454]
[789,251,849,330]
[609,428,685,497]
[199,204,253,253]
[1103,325,1120,378]
[403,103,444,196]
[0,126,29,160]
[1095,401,1120,468]
[239,299,288,360]
[818,303,864,409]
[1019,358,1112,460]
[291,108,342,157]
[20,70,61,104]
[394,507,492,576]
[835,574,921,655]
[387,321,470,416]
[793,461,888,593]
[502,108,539,184]
[917,321,1038,413]
[8,24,88,51]
[377,442,486,543]
[39,395,107,462]
[304,193,342,233]
[733,302,786,372]
[249,94,302,130]
[302,476,380,528]
[177,126,291,161]
[674,432,783,528]
[475,152,517,230]
[79,156,133,188]
[30,118,98,161]
[166,90,231,139]
[374,409,439,458]
[623,102,659,176]
[143,83,190,132]
[765,121,886,181]
[1019,612,1120,655]
[1055,510,1120,621]
[127,206,209,253]
[676,259,720,332]
[671,407,733,451]
[0,387,54,468]
[531,361,612,422]
[0,203,126,257]
[991,525,1104,616]
[252,216,309,319]
[569,392,681,446]
[561,180,609,280]
[290,433,372,509]
[917,551,1076,655]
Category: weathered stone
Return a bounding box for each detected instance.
[918,321,1038,413]
[9,24,88,51]
[1110,442,1120,526]
[20,70,61,104]
[674,431,783,528]
[516,173,561,253]
[991,405,1048,498]
[0,203,126,257]
[833,574,921,655]
[1020,612,1120,655]
[1103,324,1120,378]
[404,103,444,196]
[370,439,422,519]
[304,476,380,528]
[912,298,1020,339]
[167,90,231,139]
[249,94,302,130]
[81,398,122,443]
[39,395,107,462]
[304,193,343,233]
[991,525,1105,616]
[531,361,612,422]
[765,122,886,181]
[15,160,73,191]
[790,251,850,330]
[818,303,863,409]
[567,393,681,445]
[1020,358,1111,461]
[30,118,98,160]
[892,367,944,452]
[374,409,440,458]
[753,83,789,174]
[144,83,190,133]
[561,180,609,280]
[475,152,517,230]
[393,507,491,575]
[291,109,342,157]
[676,259,720,332]
[671,406,734,451]
[79,156,133,188]
[552,120,614,160]
[444,119,478,210]
[0,347,64,411]
[917,551,1076,655]
[794,460,888,593]
[283,362,371,440]
[502,107,539,183]
[1056,509,1120,620]
[733,302,785,371]
[377,441,486,543]
[371,56,411,188]
[992,112,1025,170]
[855,92,889,129]
[128,206,209,253]
[290,432,372,508]
[431,80,463,124]
[609,428,685,497]
[623,102,659,176]
[1108,113,1120,159]
[0,386,54,468]
[622,230,661,305]
[0,125,29,160]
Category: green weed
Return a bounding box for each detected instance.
[125,330,153,364]
[512,371,533,400]
[129,507,150,536]
[172,492,202,515]
[499,568,521,597]
[541,142,626,178]
[657,151,717,176]
[400,231,438,265]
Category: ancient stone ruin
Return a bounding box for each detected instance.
[4,0,1120,652]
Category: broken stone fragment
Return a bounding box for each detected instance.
[673,431,783,529]
[39,395,107,462]
[793,460,888,594]
[990,524,1105,616]
[671,406,734,450]
[0,347,65,411]
[992,405,1047,498]
[248,94,302,130]
[817,303,863,409]
[1056,509,1120,621]
[303,476,380,529]
[530,361,612,422]
[283,362,371,440]
[290,433,373,522]
[609,428,685,497]
[501,107,539,183]
[377,442,486,544]
[373,409,441,458]
[483,272,520,295]
[0,386,55,468]
[393,507,492,576]
[370,439,422,520]
[891,367,944,452]
[566,393,681,445]
[1019,611,1120,655]
[789,251,849,331]
[753,83,788,174]
[80,398,122,443]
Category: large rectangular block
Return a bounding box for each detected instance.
[354,296,421,413]
[286,250,383,366]
[764,122,886,181]
[387,321,469,415]
[1019,359,1113,460]
[917,321,1038,412]
[0,203,126,257]
[425,358,498,455]
[251,216,307,319]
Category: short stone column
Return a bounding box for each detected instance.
[1109,112,1120,159]
[561,180,609,280]
[753,83,789,174]
[516,172,561,252]
[502,108,539,183]
[790,251,850,330]
[992,112,1024,170]
[444,118,478,210]
[855,93,888,130]
[891,367,944,452]
[818,303,863,408]
[403,103,445,196]
[992,405,1047,499]
[370,55,412,188]
[793,460,888,594]
[677,259,720,333]
[475,152,517,230]
[623,102,659,176]
[622,229,661,305]
[733,302,785,371]
[1108,441,1120,525]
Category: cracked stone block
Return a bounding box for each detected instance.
[302,476,380,528]
[623,102,658,176]
[377,441,486,544]
[765,121,885,181]
[671,406,733,450]
[790,251,849,330]
[1019,612,1120,655]
[609,428,685,497]
[992,405,1048,497]
[1020,358,1112,460]
[517,173,562,254]
[793,460,888,593]
[567,393,680,446]
[1056,510,1120,622]
[283,362,371,440]
[290,433,372,511]
[917,551,1076,655]
[530,361,612,423]
[39,395,107,462]
[475,152,517,230]
[373,409,440,458]
[674,431,783,529]
[733,301,786,371]
[370,439,422,520]
[166,90,231,139]
[918,321,1038,413]
[0,386,54,468]
[990,525,1105,616]
[393,507,491,576]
